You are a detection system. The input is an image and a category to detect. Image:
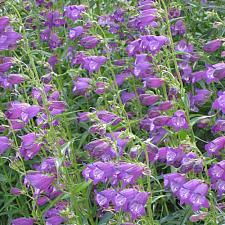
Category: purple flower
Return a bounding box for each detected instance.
[158,146,184,167]
[96,189,116,208]
[212,120,225,133]
[203,39,222,53]
[95,82,106,95]
[180,152,203,174]
[84,139,116,161]
[116,163,144,187]
[139,94,160,106]
[171,20,186,36]
[121,91,135,104]
[143,77,164,88]
[40,28,51,41]
[44,201,67,225]
[168,110,189,132]
[77,112,90,122]
[68,26,84,40]
[25,172,55,195]
[81,56,107,74]
[0,136,11,154]
[73,77,91,96]
[45,11,65,28]
[64,5,86,21]
[12,218,34,225]
[82,161,115,184]
[213,92,225,113]
[205,137,225,156]
[80,36,100,49]
[189,89,211,112]
[97,110,122,126]
[19,133,41,160]
[0,17,22,51]
[134,54,151,77]
[48,55,58,69]
[6,102,40,130]
[49,32,61,49]
[116,70,131,86]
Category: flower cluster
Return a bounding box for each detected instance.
[164,173,209,211]
[83,161,144,186]
[96,188,149,220]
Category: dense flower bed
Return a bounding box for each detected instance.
[0,0,225,224]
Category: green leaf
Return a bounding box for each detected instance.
[98,212,113,225]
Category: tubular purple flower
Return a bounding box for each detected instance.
[121,91,135,104]
[73,77,91,96]
[84,139,116,161]
[212,92,225,113]
[203,39,222,53]
[139,94,160,106]
[0,136,11,154]
[143,77,164,88]
[12,218,34,225]
[80,36,100,49]
[97,110,122,126]
[81,56,107,74]
[205,137,225,156]
[64,5,86,21]
[95,82,106,95]
[168,110,189,132]
[212,120,225,133]
[25,172,55,195]
[68,26,84,40]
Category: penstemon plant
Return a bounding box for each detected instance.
[1,0,225,224]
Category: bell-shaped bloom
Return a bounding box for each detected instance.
[95,82,106,95]
[45,11,65,28]
[0,136,11,154]
[49,32,61,49]
[143,77,164,88]
[0,17,22,51]
[68,26,84,40]
[19,133,41,160]
[134,54,151,77]
[158,146,184,167]
[73,77,91,96]
[116,70,131,86]
[64,5,85,21]
[82,161,115,185]
[212,92,225,113]
[97,110,122,126]
[212,120,225,133]
[77,112,90,122]
[48,55,58,69]
[139,94,160,106]
[40,28,51,41]
[12,218,34,225]
[81,56,107,74]
[25,172,55,195]
[171,20,186,36]
[116,163,144,187]
[168,110,189,132]
[203,39,222,53]
[84,139,116,161]
[205,137,225,156]
[96,189,116,208]
[7,74,25,85]
[96,188,149,220]
[48,101,66,116]
[189,89,211,112]
[121,91,135,104]
[80,36,100,49]
[180,152,203,174]
[169,8,181,18]
[44,201,67,225]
